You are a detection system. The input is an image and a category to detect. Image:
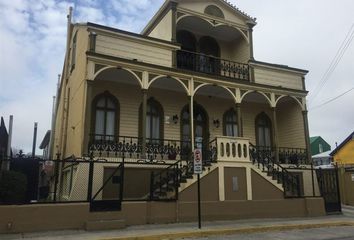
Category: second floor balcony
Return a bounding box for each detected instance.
[177,49,249,81]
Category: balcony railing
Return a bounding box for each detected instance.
[177,50,249,81]
[88,134,191,162]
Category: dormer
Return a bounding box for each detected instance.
[142,0,256,81]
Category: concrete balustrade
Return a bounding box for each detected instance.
[215,136,250,162]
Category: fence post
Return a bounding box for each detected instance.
[282,169,286,198]
[149,171,154,201]
[311,163,315,196]
[297,175,301,197]
[175,165,179,200]
[335,163,342,209]
[53,153,60,202]
[87,155,94,202]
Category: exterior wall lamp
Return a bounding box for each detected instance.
[172,115,179,124]
[213,119,220,128]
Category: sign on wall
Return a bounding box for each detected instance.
[351,174,354,182]
[194,149,203,174]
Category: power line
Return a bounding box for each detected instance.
[310,87,354,110]
[309,24,354,104]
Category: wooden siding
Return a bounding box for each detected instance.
[254,66,304,90]
[277,100,306,148]
[333,140,354,165]
[95,35,173,67]
[219,38,250,64]
[87,82,306,156]
[54,26,89,157]
[241,101,273,145]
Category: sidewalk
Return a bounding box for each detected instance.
[2,214,354,240]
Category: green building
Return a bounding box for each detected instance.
[310,136,331,156]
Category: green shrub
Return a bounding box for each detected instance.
[0,171,27,204]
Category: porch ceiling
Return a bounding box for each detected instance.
[95,68,141,87]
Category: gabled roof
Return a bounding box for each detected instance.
[312,150,332,159]
[330,131,354,156]
[219,0,256,21]
[309,136,330,146]
[142,0,256,35]
[310,136,320,144]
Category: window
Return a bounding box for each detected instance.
[255,112,272,147]
[92,92,119,140]
[223,109,238,137]
[199,36,220,74]
[319,143,323,153]
[71,32,77,72]
[204,5,225,19]
[140,98,164,141]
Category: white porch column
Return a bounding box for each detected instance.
[141,89,148,159]
[189,95,194,152]
[271,107,279,163]
[236,103,243,137]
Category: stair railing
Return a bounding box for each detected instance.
[249,144,302,198]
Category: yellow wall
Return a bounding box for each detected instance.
[85,81,306,156]
[253,65,304,90]
[148,10,173,41]
[53,26,89,158]
[333,139,354,165]
[95,34,174,67]
[277,99,306,148]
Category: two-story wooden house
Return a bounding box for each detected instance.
[51,0,325,219]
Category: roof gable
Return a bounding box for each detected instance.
[310,136,319,144]
[330,131,354,156]
[177,0,256,26]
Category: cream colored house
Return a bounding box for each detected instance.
[52,0,325,216]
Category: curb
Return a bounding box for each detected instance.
[101,221,354,240]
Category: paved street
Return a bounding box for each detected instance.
[179,226,354,240]
[343,205,354,217]
[1,206,354,240]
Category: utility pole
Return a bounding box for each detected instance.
[32,122,38,158]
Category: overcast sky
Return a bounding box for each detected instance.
[0,0,353,154]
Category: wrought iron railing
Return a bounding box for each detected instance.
[149,161,181,201]
[177,50,249,81]
[249,145,302,198]
[205,138,218,165]
[278,147,308,165]
[88,134,191,162]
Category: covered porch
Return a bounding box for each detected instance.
[83,65,310,166]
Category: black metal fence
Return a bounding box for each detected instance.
[0,153,188,207]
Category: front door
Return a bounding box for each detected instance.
[181,104,209,159]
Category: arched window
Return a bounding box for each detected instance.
[223,109,238,137]
[140,98,164,140]
[199,36,220,57]
[204,5,225,19]
[180,103,209,152]
[92,92,119,140]
[177,30,197,52]
[199,36,220,74]
[177,30,197,71]
[255,112,272,147]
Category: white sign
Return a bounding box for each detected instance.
[351,174,354,182]
[194,148,203,174]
